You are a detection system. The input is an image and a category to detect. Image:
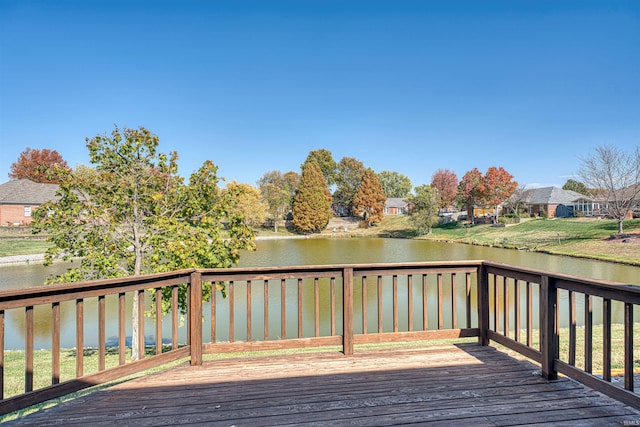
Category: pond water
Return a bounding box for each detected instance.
[0,238,638,350]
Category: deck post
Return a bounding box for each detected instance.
[540,275,558,380]
[343,267,354,356]
[477,263,489,346]
[190,271,203,366]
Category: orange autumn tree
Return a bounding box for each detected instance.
[431,168,458,212]
[9,147,70,183]
[458,168,484,224]
[480,166,518,220]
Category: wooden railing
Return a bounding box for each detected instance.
[0,260,638,414]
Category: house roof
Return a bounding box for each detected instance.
[523,186,591,205]
[0,179,59,204]
[385,198,409,208]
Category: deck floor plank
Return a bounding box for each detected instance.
[7,344,640,426]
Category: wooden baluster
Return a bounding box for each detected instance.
[526,282,533,348]
[503,276,508,337]
[99,295,107,369]
[247,280,252,342]
[423,274,428,331]
[493,275,498,332]
[119,293,126,365]
[315,278,320,337]
[210,284,217,344]
[585,294,593,373]
[569,290,576,366]
[172,286,179,349]
[26,306,34,392]
[138,290,145,359]
[603,298,612,382]
[264,280,269,341]
[514,280,520,342]
[466,273,471,329]
[343,267,354,356]
[76,299,84,377]
[331,277,336,336]
[377,276,383,333]
[625,303,634,391]
[298,278,303,339]
[408,275,413,332]
[437,273,443,330]
[155,289,162,356]
[361,276,367,335]
[393,275,398,332]
[281,279,286,340]
[451,273,457,330]
[52,302,60,384]
[229,281,235,343]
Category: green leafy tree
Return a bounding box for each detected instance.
[457,168,484,224]
[303,149,337,186]
[32,126,255,360]
[224,181,268,227]
[258,171,291,232]
[378,170,412,198]
[292,161,332,233]
[353,168,387,227]
[407,184,441,235]
[9,147,70,183]
[562,179,590,196]
[431,169,458,211]
[333,157,366,214]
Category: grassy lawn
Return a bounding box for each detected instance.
[0,240,51,257]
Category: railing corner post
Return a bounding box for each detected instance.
[540,275,558,380]
[189,271,203,366]
[343,267,354,356]
[478,263,489,346]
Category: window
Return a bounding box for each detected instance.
[24,206,31,217]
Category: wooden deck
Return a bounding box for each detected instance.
[7,344,640,426]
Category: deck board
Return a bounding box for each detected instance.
[7,344,640,426]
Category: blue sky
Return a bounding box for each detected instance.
[1,0,638,190]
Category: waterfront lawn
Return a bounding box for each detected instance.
[0,240,51,257]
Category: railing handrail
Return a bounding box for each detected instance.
[1,260,639,414]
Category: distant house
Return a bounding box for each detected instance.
[384,198,410,215]
[522,186,597,218]
[0,179,59,226]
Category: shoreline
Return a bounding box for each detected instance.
[0,253,45,266]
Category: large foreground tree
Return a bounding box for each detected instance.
[578,145,640,234]
[33,126,255,360]
[9,147,70,183]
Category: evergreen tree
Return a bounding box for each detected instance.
[353,168,387,227]
[292,161,332,233]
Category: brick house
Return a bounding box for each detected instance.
[384,198,410,215]
[522,186,597,218]
[0,179,59,226]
